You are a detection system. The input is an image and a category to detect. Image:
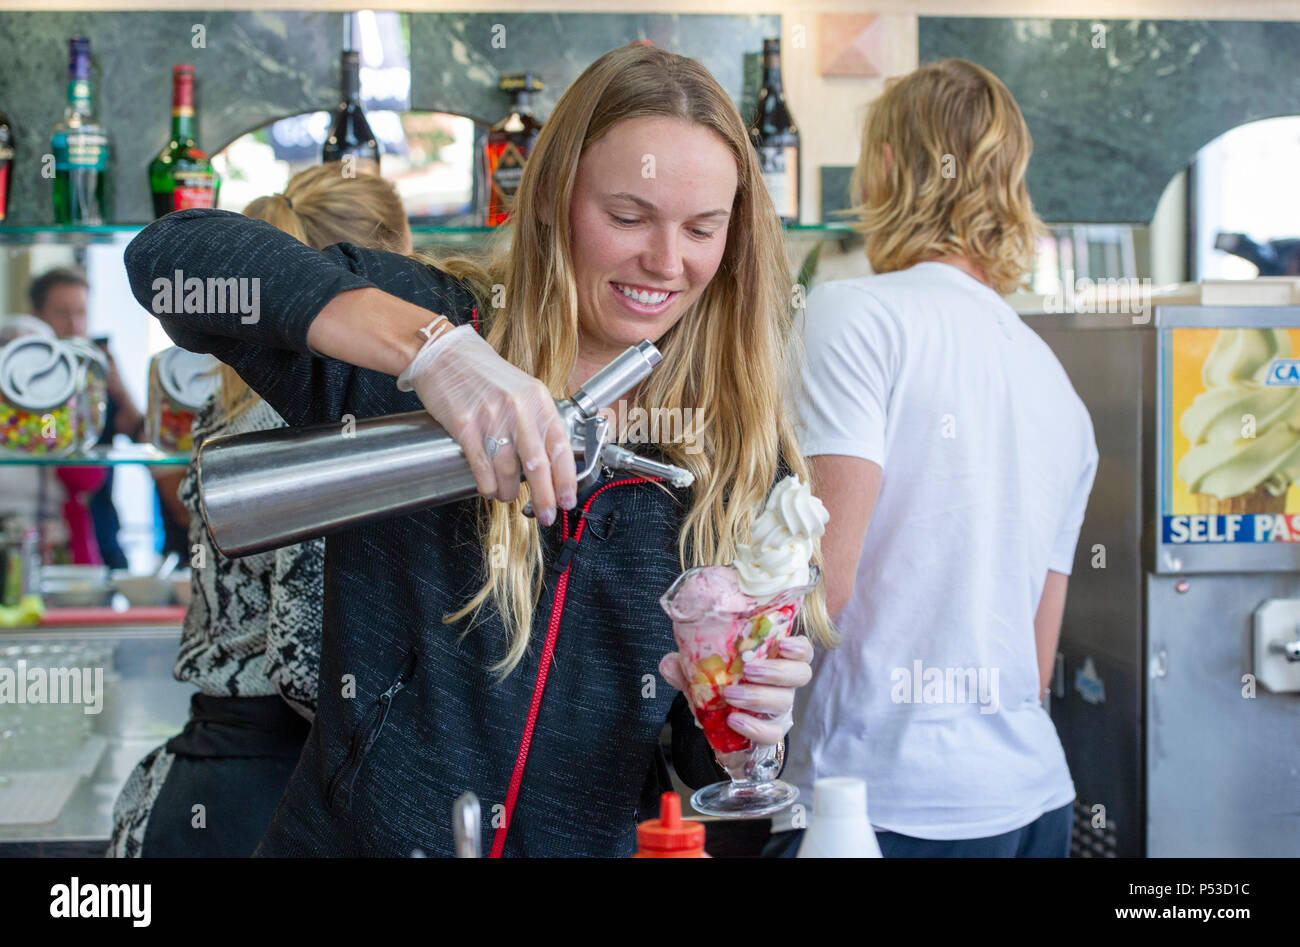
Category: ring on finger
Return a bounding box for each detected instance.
[484,435,512,458]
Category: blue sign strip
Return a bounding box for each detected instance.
[1163,513,1300,544]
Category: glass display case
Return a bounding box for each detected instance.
[0,622,191,852]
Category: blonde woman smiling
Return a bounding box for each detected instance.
[124,43,832,857]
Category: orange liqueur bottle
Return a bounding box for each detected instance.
[484,73,542,227]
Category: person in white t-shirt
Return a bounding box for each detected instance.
[769,58,1098,858]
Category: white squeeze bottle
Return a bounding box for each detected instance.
[796,777,883,858]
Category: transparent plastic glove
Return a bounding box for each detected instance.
[401,324,577,520]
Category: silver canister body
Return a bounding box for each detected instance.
[198,340,661,557]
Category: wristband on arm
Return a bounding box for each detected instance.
[395,316,458,392]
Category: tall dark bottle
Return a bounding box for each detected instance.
[322,50,379,174]
[51,37,110,225]
[749,38,800,226]
[484,73,543,227]
[0,106,12,222]
[149,65,219,217]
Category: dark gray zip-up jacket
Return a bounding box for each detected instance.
[124,209,731,857]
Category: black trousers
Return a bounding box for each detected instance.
[141,694,310,858]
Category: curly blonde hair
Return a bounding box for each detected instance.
[847,58,1045,295]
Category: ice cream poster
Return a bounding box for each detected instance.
[1163,327,1300,544]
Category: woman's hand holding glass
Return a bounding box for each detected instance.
[402,324,578,525]
[658,634,813,746]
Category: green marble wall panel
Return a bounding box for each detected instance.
[920,18,1300,224]
[408,13,780,124]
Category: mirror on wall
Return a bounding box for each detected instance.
[1021,113,1300,301]
[212,109,485,226]
[1190,114,1300,280]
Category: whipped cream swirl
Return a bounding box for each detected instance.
[732,475,829,598]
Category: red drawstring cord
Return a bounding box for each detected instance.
[488,476,662,857]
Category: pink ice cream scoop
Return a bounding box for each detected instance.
[666,565,756,621]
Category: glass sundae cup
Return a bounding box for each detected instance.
[660,563,819,817]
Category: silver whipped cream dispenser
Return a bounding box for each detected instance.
[196,339,693,557]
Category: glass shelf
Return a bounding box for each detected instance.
[784,223,856,240]
[409,224,496,247]
[0,444,189,467]
[1,222,854,245]
[0,225,142,245]
[0,223,500,246]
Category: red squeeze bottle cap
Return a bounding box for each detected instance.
[636,792,706,856]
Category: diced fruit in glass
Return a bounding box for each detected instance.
[690,682,715,707]
[697,655,726,677]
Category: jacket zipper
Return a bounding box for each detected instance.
[488,476,663,857]
[327,648,419,813]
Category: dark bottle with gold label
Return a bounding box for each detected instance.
[149,64,219,217]
[749,38,800,226]
[483,73,543,227]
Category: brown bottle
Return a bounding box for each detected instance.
[483,73,543,227]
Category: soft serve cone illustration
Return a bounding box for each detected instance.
[1177,328,1300,514]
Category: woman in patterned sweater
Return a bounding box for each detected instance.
[109,165,412,857]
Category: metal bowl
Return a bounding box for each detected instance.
[39,564,112,607]
[111,573,175,607]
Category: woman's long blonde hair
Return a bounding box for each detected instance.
[421,43,835,676]
[221,163,411,419]
[847,58,1045,295]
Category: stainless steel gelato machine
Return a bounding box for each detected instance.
[1025,301,1300,857]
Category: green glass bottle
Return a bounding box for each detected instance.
[149,64,219,217]
[51,37,110,225]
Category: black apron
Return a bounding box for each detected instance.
[141,694,310,858]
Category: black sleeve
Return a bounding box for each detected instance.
[122,208,478,427]
[667,693,729,789]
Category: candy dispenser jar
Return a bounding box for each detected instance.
[146,347,220,453]
[0,336,80,457]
